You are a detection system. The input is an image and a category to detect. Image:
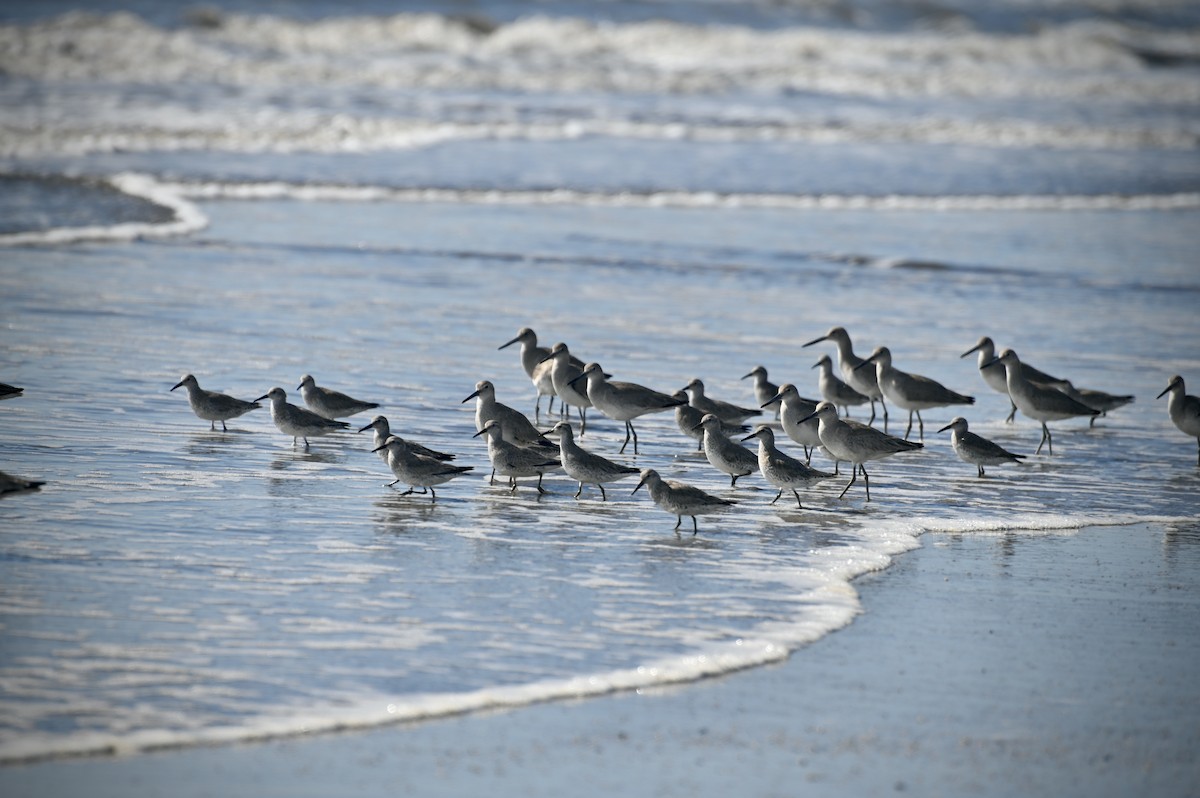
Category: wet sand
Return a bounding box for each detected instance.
[3,521,1197,797]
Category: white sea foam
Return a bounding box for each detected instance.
[0,172,207,246]
[2,12,1196,103]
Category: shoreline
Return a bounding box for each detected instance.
[3,521,1197,797]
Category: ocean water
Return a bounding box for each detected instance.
[1,0,1198,765]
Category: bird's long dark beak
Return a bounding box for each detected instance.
[798,410,818,424]
[170,381,184,391]
[761,395,781,408]
[472,427,488,438]
[462,390,480,403]
[1156,385,1172,399]
[981,357,1002,370]
[632,476,646,495]
[357,422,375,433]
[498,336,521,350]
[253,393,269,403]
[802,335,827,347]
[937,423,953,433]
[371,442,388,453]
[960,344,982,358]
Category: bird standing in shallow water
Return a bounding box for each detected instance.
[1157,374,1200,465]
[570,363,684,454]
[297,374,379,420]
[742,425,832,508]
[803,326,887,425]
[800,402,923,501]
[937,416,1025,477]
[256,387,349,447]
[632,468,736,536]
[982,349,1098,454]
[372,436,473,501]
[858,346,974,440]
[551,421,638,500]
[171,374,261,431]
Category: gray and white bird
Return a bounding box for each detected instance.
[632,468,737,536]
[462,380,556,451]
[551,421,639,499]
[171,374,261,431]
[372,435,473,501]
[960,336,1067,423]
[982,350,1098,454]
[671,391,748,452]
[498,327,585,417]
[540,342,593,431]
[741,426,832,508]
[569,363,685,454]
[473,419,561,493]
[1157,374,1200,465]
[858,346,974,440]
[741,366,779,417]
[799,402,923,501]
[696,413,759,487]
[297,374,379,420]
[1055,381,1134,427]
[937,416,1025,477]
[812,354,870,417]
[760,383,822,463]
[358,415,455,464]
[803,326,887,425]
[255,386,349,447]
[681,377,760,425]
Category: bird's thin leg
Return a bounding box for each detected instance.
[838,465,858,499]
[862,464,871,502]
[598,484,607,501]
[770,489,782,505]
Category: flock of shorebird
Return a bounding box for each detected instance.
[147,327,1200,533]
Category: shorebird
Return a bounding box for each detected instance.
[681,377,759,425]
[540,343,592,432]
[696,413,759,487]
[372,436,473,501]
[671,390,747,451]
[297,374,379,420]
[960,337,1067,423]
[937,417,1025,477]
[812,354,869,416]
[551,421,639,499]
[803,326,886,424]
[498,327,585,417]
[983,349,1098,454]
[0,382,22,400]
[473,419,561,493]
[569,363,684,454]
[171,374,261,431]
[358,415,455,464]
[255,387,349,447]
[858,346,974,440]
[1157,374,1200,465]
[1055,381,1134,427]
[741,366,779,417]
[799,402,923,501]
[0,469,44,495]
[761,383,822,463]
[741,426,832,508]
[632,468,736,536]
[462,380,555,450]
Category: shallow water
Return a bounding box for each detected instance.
[1,0,1198,764]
